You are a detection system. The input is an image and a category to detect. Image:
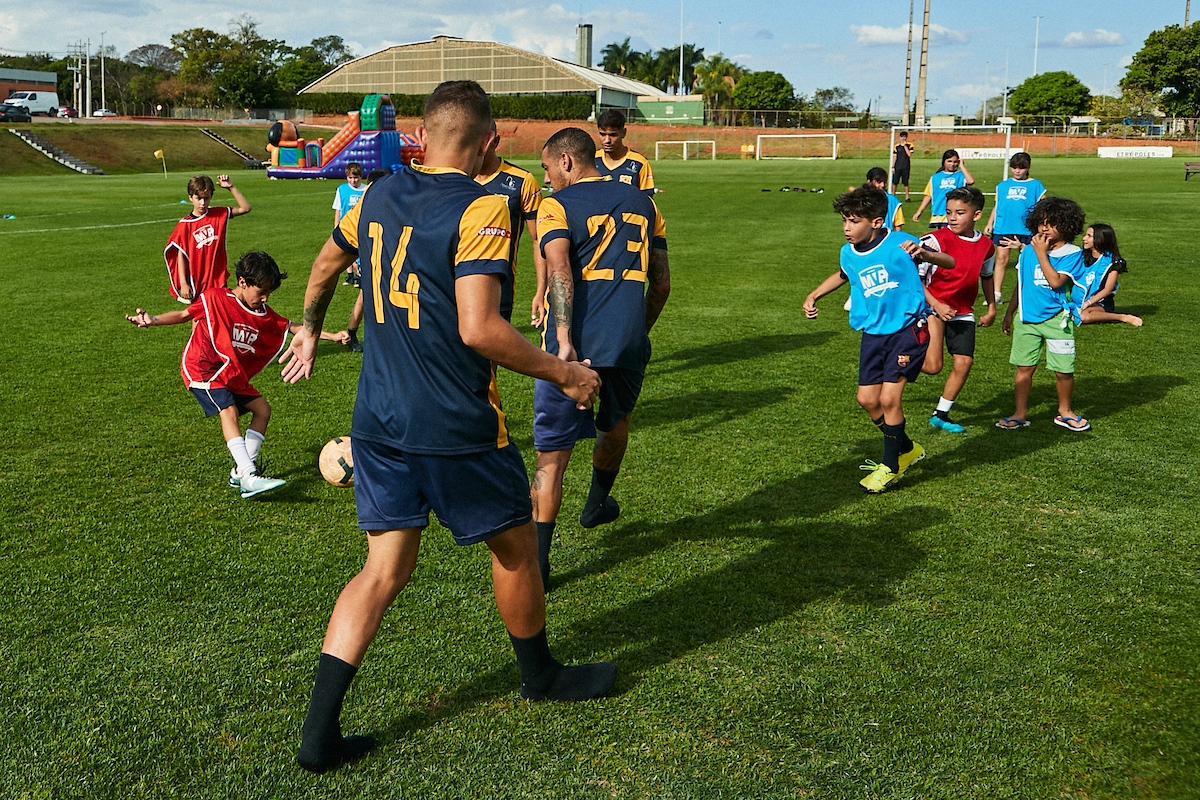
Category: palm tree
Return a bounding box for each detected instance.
[601,38,638,76]
[694,53,745,124]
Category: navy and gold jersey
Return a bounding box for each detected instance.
[334,164,514,455]
[475,159,541,320]
[595,149,655,194]
[537,176,667,371]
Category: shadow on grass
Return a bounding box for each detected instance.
[369,461,934,748]
[656,332,837,374]
[970,374,1185,424]
[634,386,798,432]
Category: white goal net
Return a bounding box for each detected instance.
[654,140,717,160]
[755,134,838,160]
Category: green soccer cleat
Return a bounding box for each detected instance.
[898,442,926,475]
[239,472,285,499]
[859,461,899,493]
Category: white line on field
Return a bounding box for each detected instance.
[0,217,180,235]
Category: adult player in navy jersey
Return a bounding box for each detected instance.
[281,81,615,774]
[531,126,670,590]
[594,109,655,195]
[804,186,953,493]
[474,120,546,324]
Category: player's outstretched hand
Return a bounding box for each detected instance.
[280,329,319,383]
[218,174,233,189]
[998,235,1024,250]
[560,358,600,410]
[329,329,351,345]
[803,295,819,319]
[126,309,154,327]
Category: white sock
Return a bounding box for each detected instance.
[227,437,256,476]
[936,397,955,413]
[245,429,265,462]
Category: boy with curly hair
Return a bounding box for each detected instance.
[998,196,1090,432]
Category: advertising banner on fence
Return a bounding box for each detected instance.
[1097,146,1174,158]
[955,148,1012,159]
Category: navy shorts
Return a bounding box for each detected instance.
[533,366,644,452]
[859,322,929,385]
[352,438,532,545]
[993,233,1032,246]
[190,386,261,417]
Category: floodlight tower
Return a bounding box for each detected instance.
[902,0,914,125]
[914,0,931,126]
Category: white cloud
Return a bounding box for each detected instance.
[850,23,967,47]
[1058,29,1127,48]
[1118,54,1134,68]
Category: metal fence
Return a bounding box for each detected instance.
[110,104,311,122]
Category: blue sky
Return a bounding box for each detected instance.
[0,0,1185,114]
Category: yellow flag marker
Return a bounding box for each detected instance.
[153,149,167,177]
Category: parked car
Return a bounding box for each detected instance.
[5,90,59,116]
[57,106,78,118]
[0,103,33,122]
[92,108,118,118]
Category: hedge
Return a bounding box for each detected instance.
[296,92,593,120]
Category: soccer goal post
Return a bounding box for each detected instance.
[755,134,838,160]
[654,140,717,161]
[889,125,1013,182]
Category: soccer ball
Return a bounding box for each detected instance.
[319,436,354,487]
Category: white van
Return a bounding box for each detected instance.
[6,91,60,116]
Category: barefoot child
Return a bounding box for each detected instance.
[1078,223,1142,326]
[804,186,954,493]
[128,251,347,497]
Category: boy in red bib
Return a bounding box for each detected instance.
[918,186,997,432]
[129,251,347,497]
[164,174,252,302]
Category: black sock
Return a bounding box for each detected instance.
[347,328,358,342]
[872,414,885,430]
[297,653,374,773]
[898,419,912,452]
[583,467,618,513]
[881,423,903,472]
[510,627,617,701]
[934,409,951,421]
[535,521,555,592]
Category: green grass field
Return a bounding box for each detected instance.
[2,155,1198,798]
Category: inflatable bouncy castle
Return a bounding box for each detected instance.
[266,94,422,179]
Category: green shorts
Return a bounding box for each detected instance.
[1010,313,1076,373]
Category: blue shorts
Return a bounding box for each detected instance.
[533,367,644,452]
[993,233,1032,246]
[859,321,929,385]
[190,386,261,417]
[351,437,532,545]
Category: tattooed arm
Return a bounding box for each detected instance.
[646,247,670,332]
[281,236,356,383]
[542,236,577,362]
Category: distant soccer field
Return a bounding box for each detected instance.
[1,157,1198,798]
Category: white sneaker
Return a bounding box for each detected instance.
[239,471,285,499]
[229,468,241,488]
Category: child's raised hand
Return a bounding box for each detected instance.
[1031,231,1050,255]
[127,309,154,327]
[217,174,233,189]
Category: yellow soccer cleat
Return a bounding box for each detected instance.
[897,442,926,476]
[859,461,899,493]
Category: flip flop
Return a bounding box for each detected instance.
[1054,414,1091,432]
[995,417,1030,429]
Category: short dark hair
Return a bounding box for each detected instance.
[423,80,492,147]
[946,186,985,212]
[187,175,214,197]
[366,168,388,183]
[596,109,627,130]
[544,127,597,163]
[1009,151,1031,170]
[345,162,363,178]
[834,185,888,222]
[235,251,287,291]
[1025,196,1086,241]
[899,131,908,138]
[941,149,960,166]
[866,166,888,183]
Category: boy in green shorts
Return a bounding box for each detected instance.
[998,196,1090,432]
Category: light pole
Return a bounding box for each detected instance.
[679,0,685,95]
[902,0,914,126]
[1033,16,1043,76]
[914,0,930,127]
[100,31,106,112]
